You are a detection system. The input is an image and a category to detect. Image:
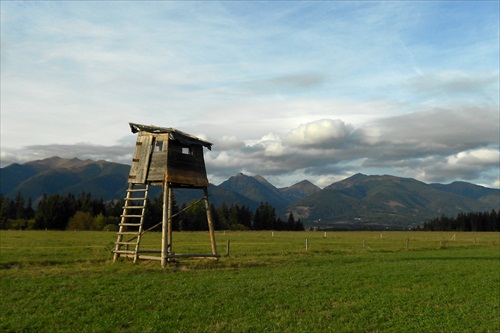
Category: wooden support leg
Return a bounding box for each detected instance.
[161,183,168,268]
[204,187,218,257]
[167,185,174,261]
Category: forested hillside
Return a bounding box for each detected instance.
[289,174,499,230]
[421,210,499,231]
[1,157,499,230]
[0,192,304,231]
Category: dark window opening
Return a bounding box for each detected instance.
[155,141,165,152]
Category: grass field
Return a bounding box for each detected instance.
[1,230,499,332]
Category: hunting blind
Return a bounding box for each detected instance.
[113,123,218,267]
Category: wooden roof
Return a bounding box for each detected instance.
[129,122,213,150]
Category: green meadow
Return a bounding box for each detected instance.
[1,230,499,332]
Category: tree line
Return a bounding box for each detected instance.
[420,210,499,231]
[0,192,304,231]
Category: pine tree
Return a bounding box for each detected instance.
[253,202,276,230]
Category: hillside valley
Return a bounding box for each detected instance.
[1,157,498,230]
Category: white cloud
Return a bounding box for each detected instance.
[390,147,500,187]
[447,148,500,166]
[283,119,354,149]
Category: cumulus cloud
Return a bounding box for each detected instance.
[3,112,499,188]
[367,106,499,157]
[283,119,354,149]
[204,109,499,187]
[447,148,500,167]
[390,147,500,185]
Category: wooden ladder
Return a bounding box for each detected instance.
[113,183,149,263]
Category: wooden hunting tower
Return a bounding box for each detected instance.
[113,123,218,267]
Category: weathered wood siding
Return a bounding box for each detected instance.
[131,134,208,186]
[146,135,169,182]
[165,144,208,186]
[129,134,153,184]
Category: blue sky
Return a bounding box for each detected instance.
[1,1,499,188]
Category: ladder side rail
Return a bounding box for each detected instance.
[122,185,145,251]
[113,183,136,262]
[133,184,149,263]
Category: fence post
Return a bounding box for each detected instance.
[226,239,230,256]
[306,239,309,251]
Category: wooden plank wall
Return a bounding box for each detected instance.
[129,134,153,184]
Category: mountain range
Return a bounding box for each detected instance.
[1,156,498,230]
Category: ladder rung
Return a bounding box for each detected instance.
[114,184,148,262]
[113,250,137,255]
[115,241,137,245]
[118,253,162,260]
[137,255,162,261]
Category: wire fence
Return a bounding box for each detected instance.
[168,230,500,256]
